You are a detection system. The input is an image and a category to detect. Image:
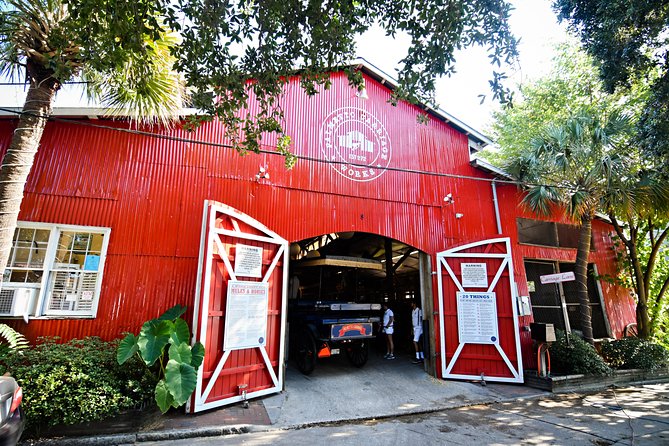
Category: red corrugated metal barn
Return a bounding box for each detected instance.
[0,62,635,410]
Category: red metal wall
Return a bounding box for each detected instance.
[0,70,635,373]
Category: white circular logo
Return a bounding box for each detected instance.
[320,107,392,182]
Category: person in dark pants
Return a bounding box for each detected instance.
[382,303,395,359]
[411,300,424,364]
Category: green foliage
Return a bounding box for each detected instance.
[485,42,649,165]
[554,0,669,163]
[118,305,204,413]
[601,337,669,371]
[0,337,156,429]
[548,330,612,376]
[491,40,669,341]
[0,0,185,126]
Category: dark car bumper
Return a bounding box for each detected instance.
[0,408,24,446]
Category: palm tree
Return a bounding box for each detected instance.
[0,0,184,277]
[506,111,632,344]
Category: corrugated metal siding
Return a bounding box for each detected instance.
[0,69,634,375]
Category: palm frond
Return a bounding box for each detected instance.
[0,323,29,351]
[523,185,559,216]
[568,189,593,219]
[0,0,70,77]
[85,31,185,127]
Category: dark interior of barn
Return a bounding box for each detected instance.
[287,232,424,372]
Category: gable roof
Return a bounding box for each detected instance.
[354,58,492,148]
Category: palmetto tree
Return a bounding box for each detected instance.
[506,111,632,344]
[0,0,184,277]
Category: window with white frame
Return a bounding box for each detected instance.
[1,222,110,318]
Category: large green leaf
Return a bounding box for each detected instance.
[168,342,192,364]
[191,342,205,370]
[117,333,139,364]
[154,379,175,414]
[170,318,190,345]
[165,359,197,406]
[158,304,187,321]
[138,319,173,366]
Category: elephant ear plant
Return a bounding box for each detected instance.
[117,305,205,413]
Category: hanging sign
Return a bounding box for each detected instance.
[456,292,499,344]
[223,281,269,350]
[461,263,488,288]
[234,244,263,278]
[539,271,575,284]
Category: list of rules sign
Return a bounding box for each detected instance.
[223,281,269,350]
[456,292,499,344]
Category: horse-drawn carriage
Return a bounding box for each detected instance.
[288,256,382,375]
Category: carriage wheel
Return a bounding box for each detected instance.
[346,340,369,368]
[623,323,638,337]
[296,329,317,375]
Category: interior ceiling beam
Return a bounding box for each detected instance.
[392,248,414,272]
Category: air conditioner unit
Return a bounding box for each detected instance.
[0,287,37,318]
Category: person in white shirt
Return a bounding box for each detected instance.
[382,303,395,359]
[411,300,424,364]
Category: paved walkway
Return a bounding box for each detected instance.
[139,383,669,445]
[31,351,666,445]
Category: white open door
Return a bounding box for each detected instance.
[188,201,288,412]
[437,238,523,383]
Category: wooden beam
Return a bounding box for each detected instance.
[385,238,394,299]
[392,248,413,272]
[295,256,383,270]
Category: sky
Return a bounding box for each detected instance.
[1,1,569,135]
[356,0,570,132]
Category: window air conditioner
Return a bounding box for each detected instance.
[0,287,37,319]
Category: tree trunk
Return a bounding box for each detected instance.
[642,225,669,338]
[575,214,594,344]
[628,235,650,338]
[0,62,60,280]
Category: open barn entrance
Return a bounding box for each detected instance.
[287,232,430,376]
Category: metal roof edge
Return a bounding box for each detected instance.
[0,107,199,119]
[0,59,493,148]
[469,157,514,180]
[350,57,493,147]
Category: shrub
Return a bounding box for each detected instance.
[548,330,612,376]
[0,337,156,429]
[601,337,669,371]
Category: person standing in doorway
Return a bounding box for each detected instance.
[382,303,395,359]
[411,300,424,364]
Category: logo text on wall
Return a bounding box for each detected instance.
[320,107,392,182]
